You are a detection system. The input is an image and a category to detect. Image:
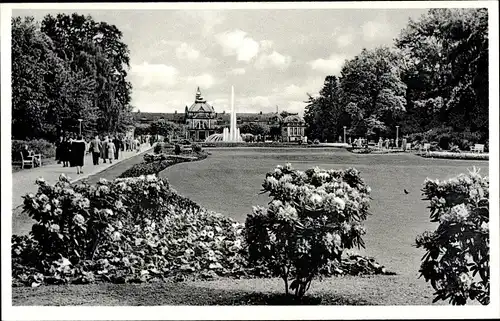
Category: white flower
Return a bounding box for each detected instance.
[73,214,85,225]
[280,174,293,183]
[333,197,346,211]
[274,168,282,175]
[44,204,52,212]
[459,272,472,289]
[207,231,214,239]
[451,204,469,221]
[285,163,292,171]
[35,177,46,184]
[233,240,242,249]
[114,200,123,210]
[309,193,323,205]
[276,165,283,170]
[103,209,114,216]
[269,233,277,242]
[265,176,279,188]
[54,208,63,216]
[200,230,207,237]
[146,174,156,182]
[112,231,121,241]
[99,178,108,184]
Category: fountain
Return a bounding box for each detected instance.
[206,86,243,143]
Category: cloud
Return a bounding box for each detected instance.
[229,68,246,75]
[336,34,353,48]
[129,62,178,89]
[255,51,292,70]
[186,73,216,89]
[309,54,348,75]
[176,43,201,61]
[259,40,274,51]
[215,29,260,62]
[361,20,391,42]
[239,96,272,108]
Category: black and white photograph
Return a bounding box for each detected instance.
[1,1,499,320]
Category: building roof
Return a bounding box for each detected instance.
[187,87,215,113]
[283,114,305,124]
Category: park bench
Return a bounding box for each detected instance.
[405,143,412,151]
[421,143,431,152]
[20,152,42,169]
[470,144,485,153]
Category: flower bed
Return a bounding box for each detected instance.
[419,151,488,160]
[119,152,208,178]
[12,164,392,287]
[12,175,248,287]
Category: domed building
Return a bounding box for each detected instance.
[185,87,217,141]
[282,113,307,142]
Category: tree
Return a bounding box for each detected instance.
[304,76,346,142]
[149,120,182,138]
[40,13,133,134]
[239,123,269,137]
[11,17,54,139]
[339,47,406,139]
[395,8,488,140]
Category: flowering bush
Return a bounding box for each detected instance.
[13,174,248,286]
[245,163,372,298]
[420,151,488,160]
[416,167,489,305]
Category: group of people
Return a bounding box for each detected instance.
[349,137,409,150]
[55,134,143,175]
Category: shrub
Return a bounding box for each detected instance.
[153,142,172,154]
[12,175,248,286]
[420,152,488,161]
[245,163,372,298]
[192,143,202,153]
[12,139,56,161]
[416,168,489,305]
[174,144,181,155]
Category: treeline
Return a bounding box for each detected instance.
[304,8,488,148]
[12,13,134,141]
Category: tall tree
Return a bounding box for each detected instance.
[11,17,54,139]
[339,47,406,138]
[40,13,133,133]
[396,8,488,138]
[304,76,345,141]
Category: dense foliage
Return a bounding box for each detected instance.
[304,8,488,147]
[12,14,133,140]
[12,175,247,286]
[12,139,56,161]
[416,168,489,305]
[245,164,372,298]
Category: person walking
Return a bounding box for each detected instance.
[134,137,141,153]
[113,136,122,160]
[107,137,116,164]
[101,136,109,163]
[71,135,86,174]
[89,135,102,165]
[55,136,64,164]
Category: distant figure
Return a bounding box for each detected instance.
[107,137,116,164]
[113,136,122,160]
[378,137,383,149]
[71,135,86,175]
[101,136,109,163]
[22,145,40,167]
[89,135,101,166]
[404,189,409,195]
[385,138,390,149]
[55,136,64,164]
[134,138,141,152]
[402,138,408,151]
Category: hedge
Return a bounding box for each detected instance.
[12,139,56,161]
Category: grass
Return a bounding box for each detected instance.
[11,147,489,305]
[12,275,444,306]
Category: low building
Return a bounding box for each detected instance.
[282,114,307,142]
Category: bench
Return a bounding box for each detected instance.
[470,144,485,153]
[20,152,42,169]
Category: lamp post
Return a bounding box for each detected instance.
[396,126,400,148]
[343,126,347,144]
[78,119,83,136]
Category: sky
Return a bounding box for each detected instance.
[14,8,430,116]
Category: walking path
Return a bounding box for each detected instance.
[11,144,152,209]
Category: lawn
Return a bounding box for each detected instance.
[11,147,489,305]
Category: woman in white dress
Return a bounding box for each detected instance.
[107,137,116,164]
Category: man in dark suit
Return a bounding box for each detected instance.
[89,135,101,165]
